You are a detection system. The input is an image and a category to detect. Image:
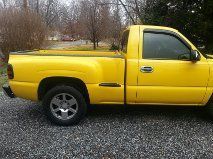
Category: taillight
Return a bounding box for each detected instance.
[7,64,14,79]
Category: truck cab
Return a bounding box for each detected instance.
[124,25,210,106]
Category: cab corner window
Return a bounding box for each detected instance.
[143,32,191,60]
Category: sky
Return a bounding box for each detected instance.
[61,0,74,5]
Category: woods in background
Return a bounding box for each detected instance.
[0,0,212,55]
[122,0,213,53]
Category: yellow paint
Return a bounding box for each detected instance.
[9,53,125,103]
[8,25,213,106]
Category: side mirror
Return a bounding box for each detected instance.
[191,50,201,62]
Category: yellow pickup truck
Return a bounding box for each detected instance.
[3,25,213,125]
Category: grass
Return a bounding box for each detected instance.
[65,44,111,52]
[0,61,7,91]
[0,75,7,91]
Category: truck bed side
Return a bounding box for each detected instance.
[8,53,125,104]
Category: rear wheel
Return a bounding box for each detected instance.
[205,97,213,117]
[42,85,87,126]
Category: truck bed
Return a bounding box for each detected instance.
[11,50,124,58]
[8,49,126,103]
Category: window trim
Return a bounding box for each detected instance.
[143,29,192,60]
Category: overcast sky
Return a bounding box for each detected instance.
[61,0,74,5]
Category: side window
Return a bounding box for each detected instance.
[143,32,191,60]
[121,30,129,53]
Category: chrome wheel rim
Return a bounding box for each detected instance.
[50,93,78,120]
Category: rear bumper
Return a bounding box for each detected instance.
[2,85,15,98]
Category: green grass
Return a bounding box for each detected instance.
[0,61,7,91]
[0,64,6,74]
[0,75,7,91]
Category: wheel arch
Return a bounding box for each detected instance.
[38,77,90,104]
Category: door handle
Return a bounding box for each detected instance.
[141,66,154,73]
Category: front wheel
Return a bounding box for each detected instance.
[42,85,87,126]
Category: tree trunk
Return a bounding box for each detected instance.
[2,0,6,8]
[96,41,99,47]
[23,0,28,11]
[36,0,39,14]
[118,0,136,24]
[93,42,96,50]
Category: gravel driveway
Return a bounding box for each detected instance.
[0,93,213,159]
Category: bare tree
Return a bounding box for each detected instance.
[118,0,136,24]
[0,0,15,8]
[110,0,123,48]
[23,0,28,10]
[79,0,99,49]
[0,0,125,51]
[36,0,39,13]
[105,0,145,25]
[42,0,63,27]
[0,9,46,61]
[60,1,81,36]
[78,0,113,49]
[2,0,6,8]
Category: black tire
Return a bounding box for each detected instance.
[42,85,87,126]
[205,101,213,116]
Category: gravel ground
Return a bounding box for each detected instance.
[0,93,213,159]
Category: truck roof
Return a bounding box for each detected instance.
[128,25,178,32]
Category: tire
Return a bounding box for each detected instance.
[42,85,87,126]
[205,98,213,117]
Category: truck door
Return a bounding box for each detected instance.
[136,29,209,105]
